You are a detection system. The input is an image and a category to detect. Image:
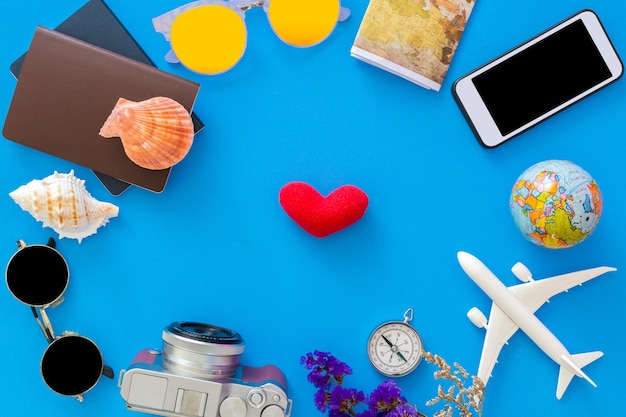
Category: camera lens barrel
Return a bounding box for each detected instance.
[161,321,245,379]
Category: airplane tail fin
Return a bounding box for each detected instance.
[556,351,603,399]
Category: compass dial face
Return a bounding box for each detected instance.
[367,321,423,377]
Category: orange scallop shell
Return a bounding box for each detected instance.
[99,96,194,170]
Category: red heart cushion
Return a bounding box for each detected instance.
[279,182,368,238]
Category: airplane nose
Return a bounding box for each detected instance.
[457,251,472,263]
[456,251,488,279]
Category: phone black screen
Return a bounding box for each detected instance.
[472,19,612,136]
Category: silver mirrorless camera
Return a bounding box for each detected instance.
[119,322,292,417]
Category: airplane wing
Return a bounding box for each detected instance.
[508,267,616,314]
[476,302,519,385]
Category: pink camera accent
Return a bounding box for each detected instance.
[131,348,160,365]
[242,365,287,391]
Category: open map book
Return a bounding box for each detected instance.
[351,0,476,91]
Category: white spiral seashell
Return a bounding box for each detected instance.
[9,170,119,243]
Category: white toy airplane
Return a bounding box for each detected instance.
[457,251,617,399]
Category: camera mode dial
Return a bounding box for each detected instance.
[261,405,286,417]
[219,396,247,417]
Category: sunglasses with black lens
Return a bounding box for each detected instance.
[5,238,114,402]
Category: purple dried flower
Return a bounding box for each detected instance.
[301,351,323,369]
[302,351,353,389]
[387,404,420,417]
[308,368,332,390]
[302,351,421,417]
[368,380,405,413]
[328,385,366,417]
[314,388,329,412]
[326,355,353,381]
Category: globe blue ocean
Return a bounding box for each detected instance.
[510,160,602,249]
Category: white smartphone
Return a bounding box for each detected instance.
[453,9,623,148]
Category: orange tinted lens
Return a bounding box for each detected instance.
[170,5,247,75]
[268,0,340,47]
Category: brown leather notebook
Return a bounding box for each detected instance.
[3,26,201,193]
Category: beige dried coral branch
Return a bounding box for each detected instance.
[432,404,453,417]
[423,351,485,417]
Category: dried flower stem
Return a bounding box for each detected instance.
[422,351,485,417]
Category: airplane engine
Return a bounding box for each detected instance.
[467,307,488,329]
[512,262,533,282]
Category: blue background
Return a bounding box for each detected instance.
[1,0,624,416]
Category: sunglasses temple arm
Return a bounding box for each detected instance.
[103,365,115,379]
[339,6,351,22]
[31,307,54,343]
[165,49,180,64]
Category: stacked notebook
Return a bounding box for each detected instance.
[5,0,203,194]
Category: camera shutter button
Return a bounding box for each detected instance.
[249,391,264,406]
[260,405,285,417]
[219,397,247,417]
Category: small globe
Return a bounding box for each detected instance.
[510,160,602,249]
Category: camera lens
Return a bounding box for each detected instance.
[161,321,245,379]
[168,322,244,345]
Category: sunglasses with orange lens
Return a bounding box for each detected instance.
[153,0,350,75]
